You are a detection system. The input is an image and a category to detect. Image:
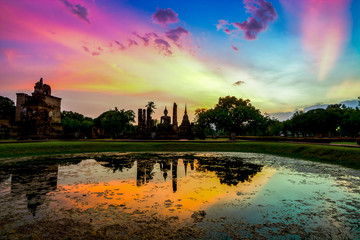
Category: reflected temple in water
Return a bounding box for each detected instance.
[0,154,262,216]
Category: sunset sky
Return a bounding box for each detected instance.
[1,0,359,120]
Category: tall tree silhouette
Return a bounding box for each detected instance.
[145,101,156,115]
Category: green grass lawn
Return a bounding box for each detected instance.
[0,140,359,169]
[330,142,358,145]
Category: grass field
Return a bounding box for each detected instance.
[0,140,359,169]
[330,142,358,145]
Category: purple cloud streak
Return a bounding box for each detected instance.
[82,46,100,56]
[165,27,189,42]
[114,41,126,50]
[154,39,172,56]
[60,0,90,23]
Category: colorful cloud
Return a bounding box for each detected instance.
[165,27,189,42]
[231,45,239,51]
[0,0,359,118]
[60,0,90,23]
[302,0,351,81]
[217,0,277,42]
[233,0,277,40]
[152,8,179,27]
[279,0,352,81]
[154,39,172,56]
[216,20,230,31]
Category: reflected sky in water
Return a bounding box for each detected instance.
[0,153,359,239]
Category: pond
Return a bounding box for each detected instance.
[0,152,359,239]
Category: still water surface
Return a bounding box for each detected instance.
[0,152,359,239]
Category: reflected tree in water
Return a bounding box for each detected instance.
[97,157,135,173]
[195,157,263,186]
[0,153,263,218]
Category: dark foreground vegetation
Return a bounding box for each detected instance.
[0,141,359,169]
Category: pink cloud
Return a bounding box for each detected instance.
[165,27,189,42]
[154,39,172,56]
[152,8,179,27]
[233,0,277,40]
[114,41,126,50]
[279,0,351,81]
[0,1,195,60]
[231,45,239,51]
[216,20,233,35]
[301,0,351,81]
[82,46,101,56]
[133,32,150,46]
[128,39,138,47]
[216,0,277,51]
[132,32,159,46]
[224,29,231,34]
[216,19,230,31]
[60,0,90,23]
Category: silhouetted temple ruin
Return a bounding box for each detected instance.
[157,105,178,139]
[15,78,62,139]
[137,105,155,138]
[136,102,194,139]
[178,105,194,139]
[9,78,194,140]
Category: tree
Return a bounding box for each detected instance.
[267,118,282,136]
[195,96,269,137]
[194,108,218,138]
[61,111,94,138]
[215,96,251,110]
[0,96,15,122]
[95,108,135,138]
[145,101,156,115]
[341,108,360,137]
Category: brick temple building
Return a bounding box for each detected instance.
[15,78,62,139]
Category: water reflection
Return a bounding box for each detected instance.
[1,153,359,239]
[196,158,262,186]
[95,155,263,193]
[0,164,59,216]
[0,154,263,217]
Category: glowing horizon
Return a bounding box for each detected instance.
[1,0,359,119]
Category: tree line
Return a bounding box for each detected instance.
[61,108,135,138]
[194,96,360,138]
[1,95,359,139]
[281,104,360,137]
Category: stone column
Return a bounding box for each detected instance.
[173,103,178,127]
[146,107,151,129]
[138,109,143,131]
